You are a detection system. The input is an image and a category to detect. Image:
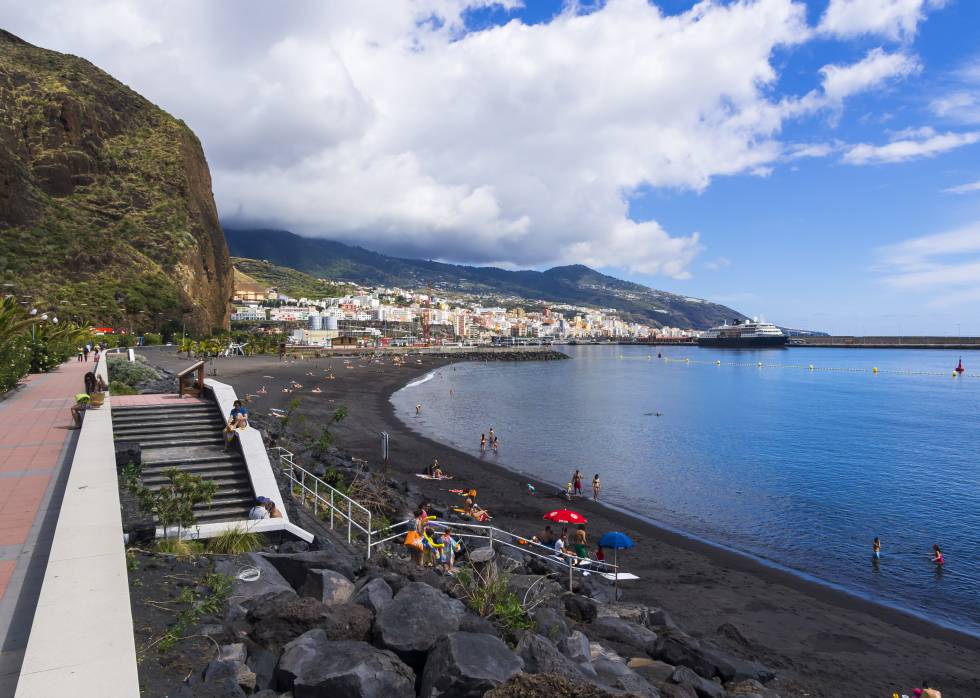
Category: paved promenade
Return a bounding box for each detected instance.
[0,360,89,698]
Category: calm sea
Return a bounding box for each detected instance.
[392,345,980,636]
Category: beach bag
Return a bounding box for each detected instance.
[404,530,423,551]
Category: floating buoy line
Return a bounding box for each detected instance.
[616,354,977,378]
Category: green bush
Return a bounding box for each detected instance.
[117,334,135,348]
[143,332,162,345]
[107,356,160,388]
[109,380,138,395]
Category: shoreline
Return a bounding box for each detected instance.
[140,348,980,696]
[384,364,980,649]
[389,366,980,642]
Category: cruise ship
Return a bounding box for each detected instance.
[698,318,787,348]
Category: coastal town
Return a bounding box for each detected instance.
[231,283,699,346]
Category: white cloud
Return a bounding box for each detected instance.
[1,0,830,277]
[704,256,732,271]
[818,0,946,41]
[930,57,980,125]
[843,130,980,164]
[876,224,980,305]
[819,48,920,101]
[943,179,980,194]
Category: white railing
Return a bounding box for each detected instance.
[275,447,374,555]
[369,517,619,590]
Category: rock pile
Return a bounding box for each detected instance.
[179,536,781,698]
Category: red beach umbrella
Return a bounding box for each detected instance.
[543,509,588,525]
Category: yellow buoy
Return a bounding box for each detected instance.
[872,367,878,374]
[685,358,690,363]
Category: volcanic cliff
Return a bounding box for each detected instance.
[0,29,231,332]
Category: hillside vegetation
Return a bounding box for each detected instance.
[0,30,231,333]
[232,258,352,300]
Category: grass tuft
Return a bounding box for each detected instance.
[155,537,204,556]
[205,525,266,554]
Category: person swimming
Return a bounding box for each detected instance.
[932,544,944,567]
[873,537,881,560]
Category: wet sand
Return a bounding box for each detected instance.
[145,348,980,697]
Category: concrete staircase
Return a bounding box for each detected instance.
[111,402,255,524]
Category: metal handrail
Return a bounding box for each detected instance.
[275,447,374,556]
[369,517,619,587]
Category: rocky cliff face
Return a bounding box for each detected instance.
[0,30,231,333]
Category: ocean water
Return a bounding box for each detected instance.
[391,345,980,636]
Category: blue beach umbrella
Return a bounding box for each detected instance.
[598,532,634,596]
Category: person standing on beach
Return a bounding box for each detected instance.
[592,474,601,501]
[480,433,486,452]
[492,432,499,452]
[572,469,583,497]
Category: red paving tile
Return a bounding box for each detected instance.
[0,361,87,608]
[0,560,15,601]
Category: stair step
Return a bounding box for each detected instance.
[112,416,225,427]
[137,437,226,448]
[113,426,221,440]
[142,454,246,468]
[143,473,251,488]
[114,407,217,417]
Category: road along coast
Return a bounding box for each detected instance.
[142,347,980,697]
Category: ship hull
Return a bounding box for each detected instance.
[697,336,787,348]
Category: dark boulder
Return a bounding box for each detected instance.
[420,631,524,698]
[215,553,295,606]
[629,658,677,685]
[506,574,562,608]
[246,592,372,650]
[532,606,569,644]
[261,544,361,587]
[245,646,277,692]
[700,647,774,684]
[670,666,725,698]
[485,673,622,697]
[277,540,309,553]
[515,631,588,679]
[564,593,599,622]
[592,657,661,697]
[559,629,592,664]
[373,582,466,669]
[459,612,502,637]
[726,678,782,697]
[276,630,415,698]
[352,576,393,614]
[586,616,659,657]
[654,629,715,679]
[299,568,355,606]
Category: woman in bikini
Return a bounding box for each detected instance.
[592,474,601,501]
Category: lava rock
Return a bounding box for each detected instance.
[299,568,355,606]
[670,666,725,698]
[515,631,589,679]
[420,631,524,698]
[629,658,677,684]
[506,574,562,608]
[532,606,569,644]
[564,594,599,622]
[246,592,372,650]
[352,577,393,614]
[701,647,774,684]
[587,616,659,657]
[726,678,782,697]
[278,540,310,554]
[654,629,715,679]
[459,612,502,637]
[245,646,277,692]
[215,553,296,606]
[592,656,661,697]
[373,582,466,669]
[261,545,360,587]
[276,630,415,698]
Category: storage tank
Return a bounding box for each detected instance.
[308,310,321,330]
[324,316,339,331]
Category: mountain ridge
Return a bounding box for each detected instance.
[225,227,746,329]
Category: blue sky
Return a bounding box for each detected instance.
[4,0,980,334]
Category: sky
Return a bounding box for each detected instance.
[3,0,980,334]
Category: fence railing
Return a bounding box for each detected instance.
[275,447,374,555]
[370,517,619,590]
[274,447,621,586]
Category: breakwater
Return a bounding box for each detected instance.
[282,345,569,361]
[797,336,980,348]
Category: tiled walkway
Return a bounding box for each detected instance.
[0,360,90,697]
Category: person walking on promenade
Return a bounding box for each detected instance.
[480,433,486,453]
[82,344,90,362]
[572,469,583,497]
[592,474,601,501]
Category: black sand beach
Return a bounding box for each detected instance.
[144,348,980,697]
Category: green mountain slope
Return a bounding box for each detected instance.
[225,228,746,328]
[0,30,231,332]
[232,257,353,299]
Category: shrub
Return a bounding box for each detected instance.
[143,332,162,346]
[205,525,266,554]
[107,356,160,388]
[109,380,138,395]
[155,538,205,556]
[133,467,217,541]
